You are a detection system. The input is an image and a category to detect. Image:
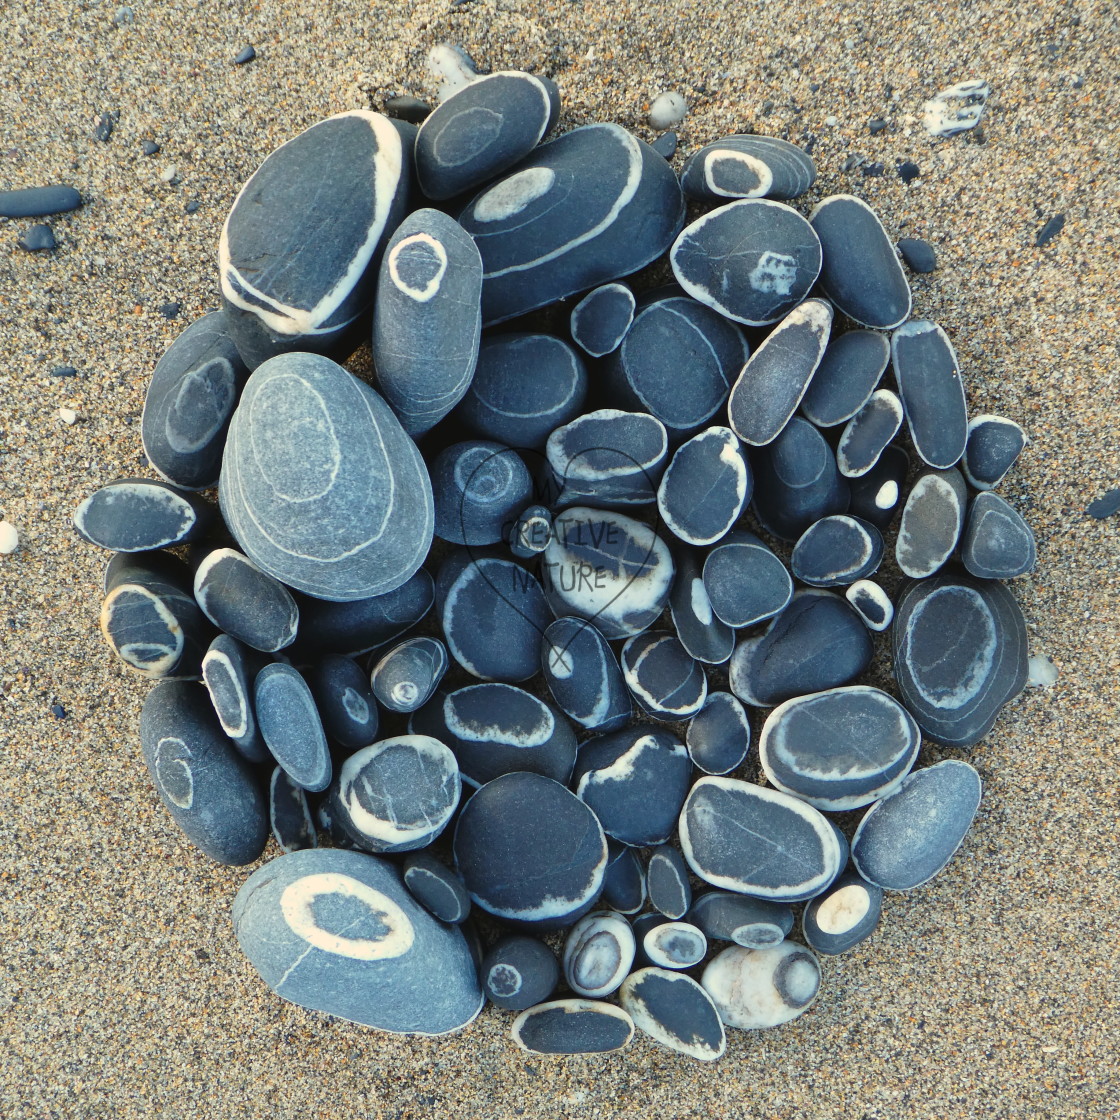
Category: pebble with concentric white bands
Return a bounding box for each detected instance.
[961,491,1037,579]
[482,934,560,1010]
[790,515,885,588]
[702,530,793,628]
[963,414,1028,490]
[540,616,632,732]
[895,468,969,579]
[680,133,816,203]
[845,579,894,631]
[679,776,842,900]
[201,633,268,761]
[269,766,317,854]
[508,503,552,559]
[799,328,889,428]
[702,941,822,1029]
[431,440,532,546]
[563,911,636,997]
[370,636,447,714]
[601,839,646,914]
[646,845,692,920]
[569,282,635,357]
[836,389,904,478]
[641,919,708,969]
[402,851,471,924]
[305,653,379,749]
[688,891,794,950]
[74,477,212,552]
[802,871,883,954]
[668,546,735,665]
[254,663,333,792]
[620,630,707,721]
[620,967,727,1061]
[192,547,299,653]
[657,426,751,546]
[511,999,635,1055]
[848,444,908,532]
[232,848,483,1036]
[685,692,751,776]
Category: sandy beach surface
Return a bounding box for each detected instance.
[1,1,1117,1117]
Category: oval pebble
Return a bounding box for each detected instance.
[483,935,560,1010]
[668,547,735,665]
[845,579,894,631]
[254,663,332,793]
[601,840,646,914]
[702,532,793,629]
[647,845,692,920]
[75,478,212,552]
[961,491,1037,579]
[895,468,968,579]
[964,414,1027,491]
[269,766,317,854]
[370,637,447,714]
[511,999,634,1055]
[836,389,904,478]
[657,426,751,546]
[641,919,708,969]
[790,515,884,588]
[569,283,635,357]
[508,504,552,559]
[800,329,889,428]
[688,891,794,949]
[201,634,268,762]
[686,692,751,776]
[305,654,379,749]
[620,967,727,1062]
[192,547,299,653]
[431,441,532,546]
[680,134,816,202]
[892,319,968,469]
[802,871,883,955]
[702,941,821,1029]
[0,183,82,218]
[402,852,471,924]
[563,911,636,997]
[540,616,632,733]
[620,631,707,721]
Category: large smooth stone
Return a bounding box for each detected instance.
[892,576,1028,748]
[702,531,792,629]
[453,772,608,929]
[679,777,843,901]
[702,942,821,1029]
[896,468,969,579]
[254,663,332,792]
[759,685,920,811]
[305,653,379,748]
[512,1000,634,1054]
[431,440,532,545]
[836,389,904,477]
[563,911,636,998]
[371,636,448,714]
[686,692,751,776]
[219,110,410,366]
[540,616,632,732]
[192,547,299,653]
[657,426,751,546]
[689,892,794,950]
[790,515,884,588]
[75,478,212,552]
[852,760,983,890]
[729,589,873,707]
[620,631,707,721]
[670,199,822,326]
[141,311,250,489]
[220,352,433,601]
[809,194,911,330]
[459,123,684,324]
[620,967,726,1061]
[139,679,268,865]
[802,871,883,955]
[680,134,816,202]
[570,283,635,357]
[415,71,557,200]
[963,414,1027,490]
[372,207,482,435]
[800,329,889,428]
[892,319,968,469]
[482,935,560,1010]
[201,633,268,762]
[232,848,483,1035]
[961,491,1037,579]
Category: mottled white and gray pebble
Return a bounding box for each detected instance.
[569,283,635,357]
[482,935,560,1010]
[201,633,268,762]
[620,967,727,1061]
[702,531,793,628]
[192,547,299,653]
[790,515,884,587]
[269,766,317,854]
[845,579,894,631]
[799,329,889,428]
[402,852,471,924]
[892,319,968,469]
[74,478,212,551]
[431,440,532,546]
[641,919,708,969]
[702,941,821,1029]
[836,389,904,477]
[370,637,447,714]
[668,547,735,665]
[647,845,692,920]
[601,840,646,914]
[688,891,794,950]
[511,1000,634,1054]
[802,871,883,954]
[686,692,751,776]
[680,134,816,203]
[961,491,1037,579]
[563,911,636,998]
[620,630,707,721]
[848,444,908,532]
[896,468,969,579]
[963,414,1028,490]
[657,426,751,546]
[305,654,379,749]
[540,616,632,732]
[254,663,332,792]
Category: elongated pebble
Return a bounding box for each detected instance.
[836,389,904,477]
[668,547,735,665]
[541,616,632,733]
[790,515,884,588]
[892,319,968,469]
[620,630,707,721]
[201,634,268,762]
[305,654,379,748]
[647,845,692,920]
[620,967,726,1061]
[642,920,707,969]
[602,840,646,914]
[0,184,82,217]
[74,478,212,552]
[845,579,894,631]
[254,664,332,792]
[512,1000,634,1054]
[800,329,889,427]
[657,426,751,546]
[269,766,317,853]
[680,134,815,202]
[563,911,636,997]
[896,468,968,579]
[688,891,794,950]
[686,692,751,776]
[192,547,299,653]
[370,637,447,714]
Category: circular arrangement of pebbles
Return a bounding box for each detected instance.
[71,54,1037,1061]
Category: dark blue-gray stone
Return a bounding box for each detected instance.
[139,679,268,865]
[18,223,55,251]
[74,478,213,551]
[540,616,632,732]
[219,111,411,366]
[570,283,635,357]
[604,294,748,434]
[254,663,332,792]
[651,131,678,159]
[432,440,532,546]
[790,515,884,587]
[680,134,816,202]
[750,416,850,542]
[370,636,447,713]
[232,847,483,1035]
[849,444,908,531]
[802,871,883,954]
[415,71,557,200]
[647,845,692,920]
[563,912,636,997]
[383,95,432,124]
[896,468,969,579]
[728,298,833,446]
[454,772,608,929]
[809,194,912,330]
[0,184,81,217]
[192,547,299,652]
[963,415,1027,490]
[572,727,691,847]
[702,531,792,628]
[402,852,470,924]
[620,631,707,721]
[305,654,379,748]
[679,777,843,901]
[837,389,904,477]
[220,352,433,601]
[845,579,894,631]
[668,547,735,665]
[508,503,552,559]
[686,692,751,776]
[729,589,873,707]
[602,840,646,914]
[483,935,560,1010]
[141,311,250,490]
[961,491,1037,579]
[269,766,317,853]
[892,576,1029,748]
[454,332,587,451]
[460,123,684,325]
[670,198,822,326]
[892,319,968,469]
[512,1000,634,1054]
[800,329,890,428]
[201,633,268,762]
[897,237,937,273]
[620,968,726,1061]
[657,426,751,545]
[852,760,982,890]
[688,891,794,949]
[233,45,256,64]
[372,207,482,436]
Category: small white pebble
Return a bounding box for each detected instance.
[649,91,687,130]
[159,165,177,182]
[1027,655,1059,688]
[0,521,19,555]
[59,407,78,425]
[428,43,479,102]
[825,115,838,126]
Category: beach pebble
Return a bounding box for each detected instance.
[686,692,751,776]
[647,845,692,919]
[671,199,822,326]
[649,91,687,129]
[254,664,332,792]
[233,45,255,64]
[269,766,317,853]
[507,504,552,559]
[0,521,19,554]
[845,579,894,631]
[0,184,82,217]
[402,852,471,924]
[896,468,969,579]
[453,772,607,929]
[892,575,1029,747]
[651,130,678,159]
[963,415,1027,491]
[809,195,912,330]
[74,478,212,552]
[836,389,904,477]
[482,936,560,1010]
[702,531,793,628]
[680,134,816,202]
[601,840,646,914]
[372,208,482,436]
[428,42,481,101]
[668,547,735,665]
[455,332,587,450]
[679,776,843,901]
[540,616,632,732]
[200,634,267,762]
[852,760,983,890]
[800,329,890,428]
[728,299,832,446]
[961,491,1037,579]
[18,223,55,251]
[759,685,920,811]
[572,726,692,847]
[621,631,707,721]
[563,911,636,997]
[658,427,751,545]
[542,507,674,639]
[1028,655,1060,688]
[459,122,684,324]
[702,941,821,1029]
[848,444,908,531]
[383,94,432,123]
[370,637,447,713]
[220,352,433,601]
[305,654,379,748]
[922,79,990,138]
[790,515,884,588]
[232,847,483,1036]
[219,111,410,366]
[688,892,794,949]
[892,319,968,469]
[329,735,459,853]
[192,547,299,652]
[620,968,727,1062]
[641,919,708,969]
[802,872,883,954]
[511,1000,634,1054]
[897,237,937,273]
[139,679,268,865]
[432,441,532,545]
[570,283,635,357]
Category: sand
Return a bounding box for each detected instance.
[1,1,1118,1117]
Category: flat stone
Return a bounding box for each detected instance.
[802,871,883,954]
[482,935,560,1010]
[845,579,894,631]
[563,911,636,997]
[201,634,268,762]
[269,766,317,853]
[17,223,55,251]
[570,283,635,358]
[620,968,726,1061]
[837,389,904,477]
[511,1000,634,1054]
[790,515,884,587]
[432,440,532,545]
[620,630,707,721]
[896,468,969,579]
[702,531,793,628]
[601,840,646,914]
[192,547,299,652]
[647,845,692,919]
[74,478,213,551]
[680,134,816,202]
[0,184,82,217]
[657,426,751,546]
[668,547,735,665]
[254,663,332,792]
[963,414,1028,490]
[639,918,708,969]
[688,892,794,949]
[370,636,448,713]
[305,654,379,748]
[848,444,908,531]
[892,319,968,469]
[402,853,470,925]
[540,616,632,732]
[702,942,821,1029]
[897,237,937,273]
[800,329,890,428]
[962,491,1037,579]
[686,692,751,776]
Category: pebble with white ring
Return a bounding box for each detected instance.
[511,999,634,1054]
[254,663,333,792]
[601,839,646,914]
[431,441,532,546]
[370,636,447,714]
[800,328,890,428]
[620,630,707,721]
[657,426,751,546]
[679,134,816,202]
[961,491,1037,579]
[702,531,793,629]
[201,633,269,762]
[848,444,908,531]
[74,478,213,552]
[192,547,299,653]
[836,389,904,478]
[540,616,632,733]
[139,679,268,865]
[685,692,751,776]
[802,871,883,954]
[668,547,735,665]
[305,654,379,749]
[963,414,1027,490]
[639,918,708,969]
[688,891,794,950]
[269,766,318,853]
[563,911,636,997]
[232,847,483,1036]
[702,941,821,1029]
[647,845,692,920]
[895,468,969,579]
[569,283,635,358]
[790,515,885,588]
[845,579,894,631]
[482,935,560,1010]
[620,967,727,1061]
[402,852,471,924]
[507,504,552,560]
